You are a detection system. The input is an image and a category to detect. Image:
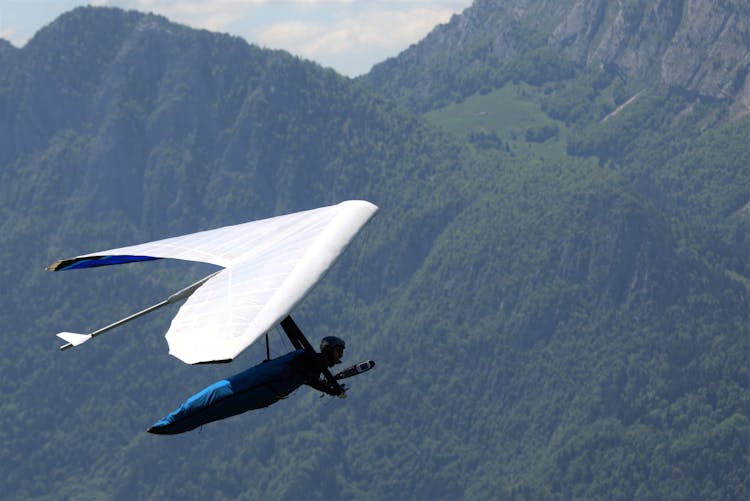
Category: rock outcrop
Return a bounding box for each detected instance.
[365,0,750,112]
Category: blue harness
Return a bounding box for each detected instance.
[148,349,306,434]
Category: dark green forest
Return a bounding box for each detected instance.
[1,3,748,499]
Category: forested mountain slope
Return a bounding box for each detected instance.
[0,7,477,498]
[359,0,749,496]
[1,4,747,500]
[362,0,749,280]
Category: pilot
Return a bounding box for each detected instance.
[292,336,347,397]
[148,334,350,434]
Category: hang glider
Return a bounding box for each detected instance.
[48,200,378,364]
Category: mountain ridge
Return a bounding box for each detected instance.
[362,0,750,113]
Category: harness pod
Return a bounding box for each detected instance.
[148,350,307,435]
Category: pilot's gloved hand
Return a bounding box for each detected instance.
[326,383,346,397]
[336,383,348,398]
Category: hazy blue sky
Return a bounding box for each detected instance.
[0,0,472,76]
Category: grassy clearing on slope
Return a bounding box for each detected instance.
[424,83,570,160]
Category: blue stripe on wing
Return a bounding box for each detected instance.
[57,255,161,270]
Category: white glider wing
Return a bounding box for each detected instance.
[49,200,378,364]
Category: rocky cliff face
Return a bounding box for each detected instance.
[365,0,750,111]
[384,0,576,73]
[550,0,750,107]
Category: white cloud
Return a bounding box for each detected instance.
[255,20,322,46]
[255,5,456,74]
[1,27,19,46]
[99,0,263,31]
[104,1,462,36]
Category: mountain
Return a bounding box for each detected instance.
[361,0,750,113]
[0,6,485,499]
[0,38,18,73]
[1,4,748,500]
[363,0,749,280]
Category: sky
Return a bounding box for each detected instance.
[0,0,473,77]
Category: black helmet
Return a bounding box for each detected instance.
[320,336,345,353]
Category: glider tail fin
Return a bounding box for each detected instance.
[57,332,92,350]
